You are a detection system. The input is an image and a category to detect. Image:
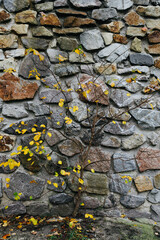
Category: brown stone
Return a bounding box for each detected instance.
[84,147,111,173]
[52,27,83,34]
[63,17,95,27]
[154,174,160,189]
[155,58,160,68]
[136,148,160,172]
[100,21,124,33]
[40,13,61,27]
[134,175,153,192]
[94,63,117,75]
[0,34,18,49]
[148,44,160,54]
[58,139,82,157]
[148,31,160,43]
[0,27,9,34]
[56,8,87,16]
[0,133,16,152]
[0,10,10,23]
[0,73,39,101]
[113,34,128,44]
[78,74,109,105]
[15,10,37,24]
[124,10,145,26]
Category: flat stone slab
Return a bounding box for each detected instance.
[136,148,160,172]
[110,174,132,195]
[129,53,154,66]
[106,0,133,10]
[113,152,136,172]
[5,170,45,200]
[134,175,153,192]
[147,189,160,203]
[80,29,104,50]
[104,121,135,136]
[120,195,145,208]
[69,0,102,8]
[92,8,117,21]
[2,202,26,216]
[49,193,73,205]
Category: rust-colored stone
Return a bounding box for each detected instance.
[56,8,87,16]
[0,133,16,152]
[0,10,10,23]
[84,147,111,173]
[134,175,153,192]
[148,31,160,43]
[148,44,160,54]
[40,13,61,27]
[0,73,39,101]
[100,21,124,33]
[113,34,128,44]
[136,148,160,172]
[155,57,160,69]
[78,74,109,105]
[63,16,96,27]
[124,11,145,26]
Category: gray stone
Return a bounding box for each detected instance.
[110,89,133,108]
[4,0,30,12]
[104,122,135,136]
[147,189,160,203]
[113,152,136,172]
[110,174,132,195]
[137,6,160,17]
[39,89,72,103]
[151,67,160,78]
[107,0,133,10]
[118,66,149,74]
[80,29,104,51]
[49,193,73,205]
[133,0,149,5]
[19,52,50,78]
[45,128,65,146]
[4,116,47,135]
[5,170,45,200]
[47,49,68,63]
[129,53,154,66]
[64,121,81,136]
[98,43,129,63]
[45,152,68,174]
[125,81,143,93]
[81,128,104,146]
[69,172,108,194]
[47,177,66,192]
[2,203,26,216]
[5,49,25,58]
[2,104,28,119]
[54,0,68,7]
[11,24,28,34]
[0,50,4,61]
[51,106,65,129]
[54,64,79,77]
[57,37,78,51]
[92,8,117,21]
[58,139,81,157]
[69,52,94,63]
[19,151,42,172]
[26,203,50,217]
[0,178,2,198]
[101,32,113,46]
[80,196,101,209]
[120,195,145,208]
[101,136,121,148]
[0,34,18,49]
[0,58,18,71]
[68,99,88,122]
[122,133,146,150]
[69,0,102,8]
[154,174,160,189]
[130,108,160,129]
[151,0,160,5]
[151,205,160,221]
[131,37,142,52]
[126,27,146,37]
[146,19,160,30]
[25,102,50,116]
[32,26,53,37]
[148,132,159,146]
[21,37,49,50]
[0,156,20,173]
[50,202,74,217]
[35,2,54,11]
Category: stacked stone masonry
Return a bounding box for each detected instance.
[1,0,160,221]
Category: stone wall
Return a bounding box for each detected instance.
[0,0,160,221]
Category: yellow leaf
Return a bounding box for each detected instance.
[75,49,80,55]
[29,141,34,146]
[21,129,27,134]
[58,160,62,165]
[73,106,79,112]
[40,124,46,128]
[126,78,132,83]
[57,121,60,125]
[58,98,64,107]
[85,214,94,219]
[122,121,126,125]
[150,103,154,110]
[30,217,38,226]
[6,178,10,183]
[91,169,95,173]
[10,152,17,156]
[81,203,84,206]
[47,180,51,185]
[47,156,51,161]
[88,160,91,164]
[32,128,36,133]
[0,136,3,140]
[127,93,131,96]
[5,206,8,210]
[64,117,72,125]
[111,82,115,87]
[41,96,46,99]
[17,146,22,151]
[53,183,58,188]
[112,121,116,124]
[47,132,52,137]
[78,178,84,185]
[6,183,10,188]
[104,90,109,95]
[58,54,67,62]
